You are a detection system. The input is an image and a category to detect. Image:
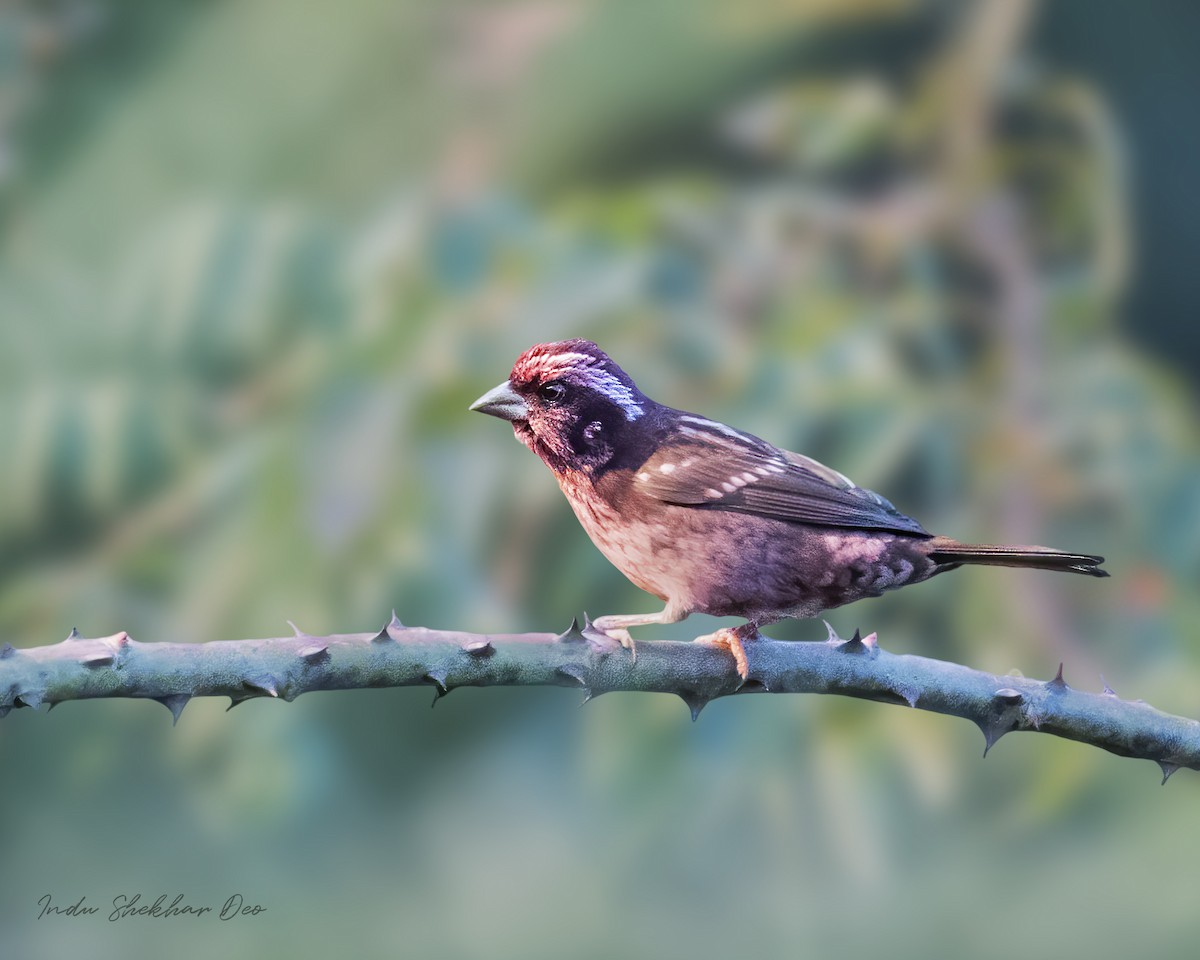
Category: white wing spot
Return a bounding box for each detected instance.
[704,488,722,500]
[681,458,695,468]
[659,463,676,475]
[768,463,786,475]
[756,466,772,477]
[730,476,747,488]
[679,415,757,445]
[721,481,737,494]
[637,472,651,482]
[742,471,759,484]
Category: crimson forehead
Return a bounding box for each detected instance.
[511,348,644,420]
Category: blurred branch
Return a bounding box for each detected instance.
[931,0,1035,190]
[2,618,1197,783]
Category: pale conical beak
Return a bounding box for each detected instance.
[469,380,529,422]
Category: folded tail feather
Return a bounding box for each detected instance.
[927,539,1109,578]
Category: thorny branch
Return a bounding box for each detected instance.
[2,617,1197,784]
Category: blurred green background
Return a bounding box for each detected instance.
[3,1,1199,957]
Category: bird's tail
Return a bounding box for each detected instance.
[926,538,1109,578]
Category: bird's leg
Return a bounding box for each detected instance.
[694,622,765,682]
[591,606,687,659]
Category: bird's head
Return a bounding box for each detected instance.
[470,339,649,474]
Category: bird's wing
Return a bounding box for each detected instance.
[632,419,930,537]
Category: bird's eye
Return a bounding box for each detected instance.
[538,381,567,404]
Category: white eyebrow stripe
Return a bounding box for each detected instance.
[579,368,643,420]
[535,352,643,420]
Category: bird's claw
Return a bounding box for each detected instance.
[588,622,637,662]
[609,627,637,662]
[694,627,753,682]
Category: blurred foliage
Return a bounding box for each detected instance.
[2,2,1199,959]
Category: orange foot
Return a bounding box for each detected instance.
[694,625,760,681]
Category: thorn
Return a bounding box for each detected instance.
[977,720,1010,757]
[994,688,1023,705]
[1159,761,1181,785]
[98,631,131,661]
[555,666,587,688]
[1101,675,1117,697]
[65,627,82,642]
[894,685,919,708]
[46,701,59,712]
[462,639,494,657]
[154,694,191,725]
[79,651,114,668]
[580,613,603,643]
[372,612,405,643]
[0,643,15,659]
[579,615,626,653]
[287,620,309,639]
[299,643,330,664]
[16,690,44,710]
[823,620,840,644]
[226,696,252,711]
[555,617,584,642]
[1047,662,1068,691]
[835,628,877,657]
[244,675,279,698]
[424,669,448,694]
[424,670,450,706]
[678,690,709,722]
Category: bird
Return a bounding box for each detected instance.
[470,339,1107,677]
